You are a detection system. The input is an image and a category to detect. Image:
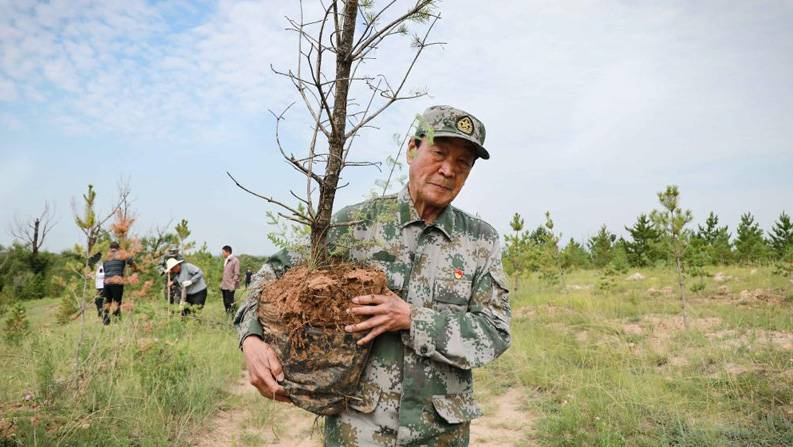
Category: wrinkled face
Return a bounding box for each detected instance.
[407,137,476,210]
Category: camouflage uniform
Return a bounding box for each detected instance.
[235,106,510,446]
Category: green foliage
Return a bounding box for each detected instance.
[503,213,532,290]
[651,185,693,322]
[55,276,80,325]
[650,186,694,258]
[73,184,97,231]
[624,213,663,267]
[537,211,565,286]
[561,238,590,270]
[772,248,793,283]
[735,212,771,264]
[769,211,793,259]
[587,225,616,268]
[174,218,196,254]
[134,338,194,411]
[694,211,733,265]
[3,303,30,344]
[0,243,56,300]
[596,264,619,294]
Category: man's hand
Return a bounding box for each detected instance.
[346,290,411,345]
[242,336,290,402]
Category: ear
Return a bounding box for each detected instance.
[406,138,419,163]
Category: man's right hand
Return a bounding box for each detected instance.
[242,336,290,402]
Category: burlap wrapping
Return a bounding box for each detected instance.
[257,299,372,416]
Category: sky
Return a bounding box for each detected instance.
[1,0,792,256]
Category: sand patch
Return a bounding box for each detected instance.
[471,388,536,446]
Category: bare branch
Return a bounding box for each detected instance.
[226,172,313,225]
[277,212,312,227]
[269,104,325,187]
[344,161,383,171]
[345,15,440,139]
[342,77,382,165]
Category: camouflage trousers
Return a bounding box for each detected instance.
[323,398,470,446]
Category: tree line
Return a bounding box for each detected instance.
[504,187,793,288]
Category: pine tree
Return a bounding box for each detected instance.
[734,212,770,264]
[561,238,590,270]
[624,214,662,267]
[587,225,616,268]
[504,213,530,291]
[769,211,793,259]
[651,185,693,328]
[174,218,196,254]
[4,303,30,345]
[694,212,732,265]
[537,211,564,286]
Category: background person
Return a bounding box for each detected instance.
[244,269,253,289]
[94,262,105,317]
[165,258,208,316]
[102,241,136,325]
[220,245,240,315]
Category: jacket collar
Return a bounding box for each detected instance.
[397,185,454,240]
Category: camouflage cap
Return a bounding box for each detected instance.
[414,105,489,160]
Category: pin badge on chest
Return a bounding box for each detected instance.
[453,268,464,280]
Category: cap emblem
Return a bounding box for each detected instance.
[456,116,474,135]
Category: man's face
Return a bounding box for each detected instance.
[222,249,230,259]
[407,137,475,210]
[171,264,181,274]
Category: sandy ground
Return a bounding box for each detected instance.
[196,372,535,446]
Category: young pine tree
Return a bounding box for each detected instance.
[504,213,530,291]
[537,211,565,287]
[624,214,662,267]
[650,185,693,328]
[561,238,590,270]
[769,211,793,260]
[695,211,732,265]
[735,212,770,264]
[587,225,616,269]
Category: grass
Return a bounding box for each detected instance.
[476,266,793,446]
[2,266,791,446]
[0,291,243,446]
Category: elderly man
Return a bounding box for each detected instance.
[235,105,511,446]
[165,258,208,316]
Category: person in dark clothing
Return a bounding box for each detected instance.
[165,258,208,316]
[244,269,253,289]
[102,241,136,325]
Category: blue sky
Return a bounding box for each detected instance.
[1,0,792,255]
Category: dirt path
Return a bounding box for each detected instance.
[197,373,535,446]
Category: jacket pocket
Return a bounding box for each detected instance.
[433,278,472,307]
[431,391,483,424]
[348,381,381,414]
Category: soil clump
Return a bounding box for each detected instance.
[257,263,387,416]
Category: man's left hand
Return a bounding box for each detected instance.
[346,291,411,345]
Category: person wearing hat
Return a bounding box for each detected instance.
[235,105,511,446]
[165,258,208,316]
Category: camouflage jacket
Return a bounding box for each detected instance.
[235,185,511,446]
